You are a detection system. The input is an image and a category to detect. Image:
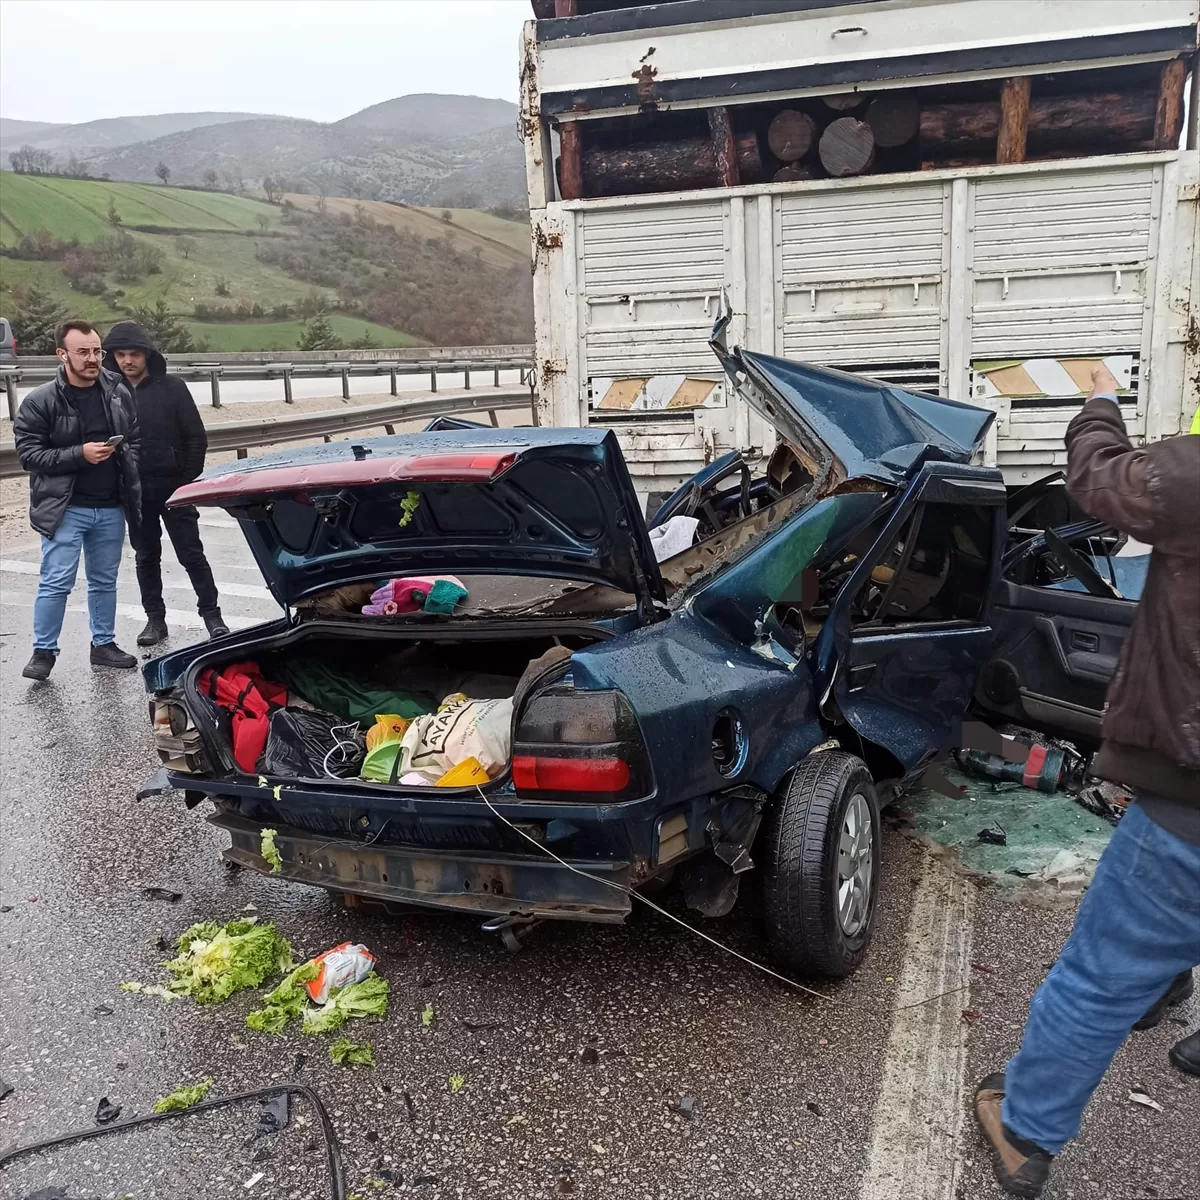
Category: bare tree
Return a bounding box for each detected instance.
[175,236,197,260]
[262,176,281,204]
[202,168,220,189]
[155,161,171,185]
[316,193,328,216]
[256,214,271,232]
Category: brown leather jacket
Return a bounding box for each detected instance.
[1065,397,1200,804]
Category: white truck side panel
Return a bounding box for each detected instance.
[534,152,1197,499]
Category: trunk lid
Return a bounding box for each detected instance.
[709,314,994,489]
[170,427,666,614]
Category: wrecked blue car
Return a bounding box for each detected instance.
[140,329,1002,977]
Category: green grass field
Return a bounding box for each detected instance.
[0,172,283,246]
[187,316,422,352]
[415,207,530,255]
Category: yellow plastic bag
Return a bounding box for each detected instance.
[435,757,490,788]
[365,714,410,753]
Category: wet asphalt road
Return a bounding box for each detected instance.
[1,518,1197,1200]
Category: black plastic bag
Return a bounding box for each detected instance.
[258,708,364,778]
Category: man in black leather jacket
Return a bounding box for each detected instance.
[13,320,141,680]
[102,321,226,645]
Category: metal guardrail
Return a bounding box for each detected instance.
[2,352,536,417]
[0,389,535,480]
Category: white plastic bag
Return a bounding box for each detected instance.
[399,696,514,782]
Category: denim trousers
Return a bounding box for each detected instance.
[33,505,126,651]
[1003,802,1200,1154]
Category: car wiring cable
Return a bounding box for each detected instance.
[476,786,969,1013]
[0,1084,347,1199]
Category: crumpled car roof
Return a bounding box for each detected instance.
[724,347,995,488]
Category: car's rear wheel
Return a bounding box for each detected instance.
[760,750,881,978]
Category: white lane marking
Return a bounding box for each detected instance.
[198,516,240,529]
[0,596,263,631]
[859,858,975,1200]
[0,559,273,600]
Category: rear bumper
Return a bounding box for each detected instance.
[210,809,633,924]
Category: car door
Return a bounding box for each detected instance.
[813,468,1007,777]
[978,523,1143,745]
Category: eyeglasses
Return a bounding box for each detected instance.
[63,348,103,360]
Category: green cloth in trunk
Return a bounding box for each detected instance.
[274,657,435,727]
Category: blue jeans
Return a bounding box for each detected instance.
[33,506,126,651]
[1003,802,1200,1154]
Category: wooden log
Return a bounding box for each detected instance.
[1154,58,1187,149]
[819,117,875,177]
[920,91,1159,152]
[708,107,741,186]
[559,121,583,200]
[823,93,864,112]
[767,109,817,162]
[773,163,818,183]
[579,131,763,197]
[997,77,1031,163]
[865,92,920,148]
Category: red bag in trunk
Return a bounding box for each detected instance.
[197,660,290,773]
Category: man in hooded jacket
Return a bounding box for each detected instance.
[101,322,227,643]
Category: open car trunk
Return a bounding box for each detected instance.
[180,621,608,800]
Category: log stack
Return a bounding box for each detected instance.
[551,57,1189,200]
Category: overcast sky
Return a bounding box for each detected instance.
[0,0,531,125]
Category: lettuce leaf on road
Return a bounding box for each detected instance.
[246,960,320,1033]
[164,919,293,1005]
[152,1078,214,1113]
[329,1038,375,1066]
[303,974,390,1035]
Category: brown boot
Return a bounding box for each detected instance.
[974,1073,1054,1198]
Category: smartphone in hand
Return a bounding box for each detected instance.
[104,435,124,448]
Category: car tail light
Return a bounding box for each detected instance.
[511,685,652,802]
[149,697,208,774]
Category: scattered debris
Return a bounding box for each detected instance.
[961,1008,982,1022]
[163,919,294,1005]
[329,1038,375,1066]
[1128,1088,1164,1113]
[243,1172,265,1190]
[260,829,282,873]
[94,1096,122,1124]
[461,1018,503,1032]
[1074,784,1127,825]
[413,1176,439,1187]
[806,1101,823,1117]
[421,1002,435,1027]
[378,1169,403,1185]
[256,1092,290,1134]
[449,1073,466,1094]
[579,1046,600,1065]
[0,1077,13,1101]
[141,887,183,902]
[93,1003,114,1016]
[672,1094,698,1118]
[247,961,320,1033]
[970,962,995,975]
[557,1179,577,1196]
[0,905,12,913]
[977,824,1008,846]
[402,1091,416,1123]
[152,1078,214,1113]
[303,974,390,1035]
[119,980,180,1004]
[250,1148,273,1164]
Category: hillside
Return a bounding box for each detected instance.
[0,111,281,161]
[337,94,516,138]
[0,171,531,351]
[7,94,527,210]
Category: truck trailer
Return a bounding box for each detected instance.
[520,0,1200,508]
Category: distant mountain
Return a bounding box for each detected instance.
[3,95,526,209]
[338,94,517,138]
[0,111,283,161]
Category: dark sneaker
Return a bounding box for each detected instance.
[22,649,57,680]
[1134,969,1194,1031]
[974,1073,1054,1198]
[1169,1029,1200,1076]
[203,610,230,639]
[90,642,137,669]
[137,616,169,646]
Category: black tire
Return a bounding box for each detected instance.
[760,750,881,978]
